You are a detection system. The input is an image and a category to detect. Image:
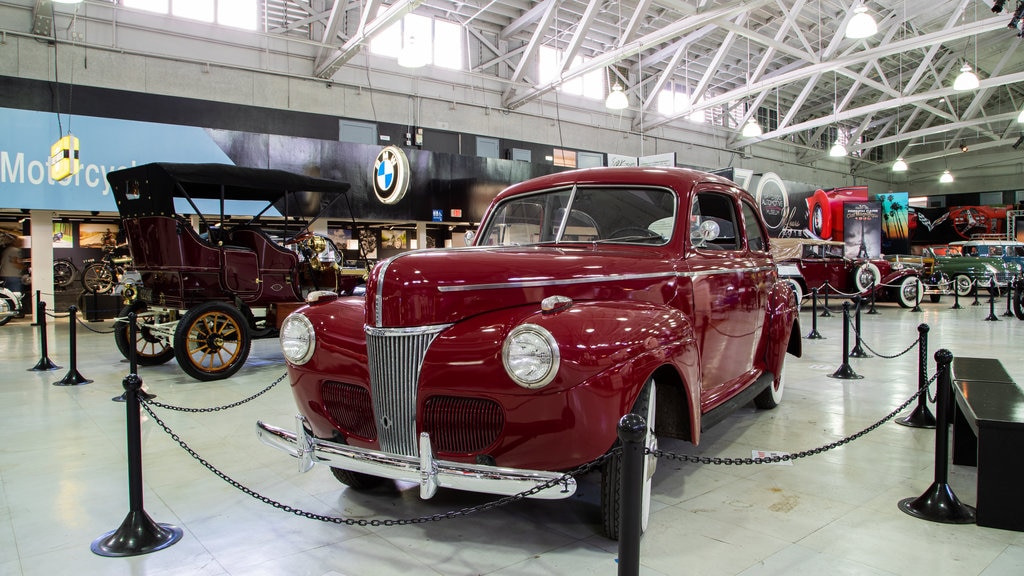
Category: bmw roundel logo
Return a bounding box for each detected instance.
[372,146,410,205]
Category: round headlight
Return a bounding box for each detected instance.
[280,313,316,365]
[502,324,559,389]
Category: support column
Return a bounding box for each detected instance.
[29,210,55,324]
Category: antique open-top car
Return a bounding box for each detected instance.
[257,166,802,539]
[771,237,926,306]
[106,163,364,381]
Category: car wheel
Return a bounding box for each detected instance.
[53,260,75,288]
[0,295,16,326]
[1014,281,1024,321]
[330,467,390,490]
[929,293,942,303]
[953,274,973,297]
[785,278,804,309]
[853,262,882,294]
[114,301,174,365]
[896,277,923,308]
[173,301,251,381]
[754,371,785,409]
[601,379,656,540]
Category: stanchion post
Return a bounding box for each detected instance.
[54,305,92,386]
[829,302,862,380]
[898,349,976,524]
[951,280,962,309]
[1003,281,1014,317]
[805,288,823,339]
[984,278,999,321]
[820,282,833,317]
[971,280,981,306]
[866,278,879,314]
[30,290,41,327]
[616,413,646,576]
[897,324,936,428]
[850,297,870,358]
[28,299,60,371]
[92,314,181,556]
[911,278,923,312]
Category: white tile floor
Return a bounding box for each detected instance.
[2,299,1024,576]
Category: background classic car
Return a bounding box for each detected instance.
[772,238,926,306]
[924,244,1022,296]
[258,166,802,539]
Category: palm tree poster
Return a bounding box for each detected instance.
[877,193,909,255]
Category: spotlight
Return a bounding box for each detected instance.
[960,141,969,152]
[1012,135,1024,150]
[992,0,1006,12]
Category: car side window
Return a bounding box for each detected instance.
[690,192,739,250]
[740,201,766,252]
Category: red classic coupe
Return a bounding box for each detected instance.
[258,166,802,539]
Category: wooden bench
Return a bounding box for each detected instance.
[950,356,1024,531]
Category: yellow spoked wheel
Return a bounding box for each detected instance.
[173,301,251,381]
[114,301,174,365]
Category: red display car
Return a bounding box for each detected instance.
[257,167,802,539]
[772,238,925,306]
[107,163,364,381]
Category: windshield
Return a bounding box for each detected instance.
[476,186,676,247]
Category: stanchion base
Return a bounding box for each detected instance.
[29,358,61,371]
[91,510,183,557]
[983,313,1000,322]
[112,389,155,403]
[53,370,93,386]
[829,364,863,380]
[819,309,833,317]
[898,483,976,525]
[1002,311,1014,317]
[896,404,937,429]
[805,330,824,340]
[950,303,963,310]
[850,347,872,359]
[911,305,923,313]
[866,308,879,315]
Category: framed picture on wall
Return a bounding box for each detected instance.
[79,223,120,248]
[53,222,73,248]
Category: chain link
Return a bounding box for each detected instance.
[140,399,612,525]
[74,316,116,334]
[652,378,935,466]
[146,372,289,413]
[846,316,919,359]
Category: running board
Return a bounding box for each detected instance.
[700,371,775,431]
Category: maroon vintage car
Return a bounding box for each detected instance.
[257,166,802,539]
[772,238,925,307]
[107,163,364,381]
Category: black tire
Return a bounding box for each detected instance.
[754,371,785,409]
[173,301,251,381]
[114,301,174,366]
[81,263,114,294]
[601,379,657,540]
[929,294,941,303]
[0,295,16,326]
[330,467,390,490]
[53,260,75,288]
[785,279,804,309]
[853,262,881,294]
[896,277,923,308]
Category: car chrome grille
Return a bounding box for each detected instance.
[995,273,1014,285]
[365,324,451,457]
[424,396,504,454]
[322,381,375,440]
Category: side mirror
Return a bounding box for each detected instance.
[464,230,476,246]
[698,220,720,242]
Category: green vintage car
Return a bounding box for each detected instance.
[924,246,1022,296]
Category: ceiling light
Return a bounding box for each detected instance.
[1017,108,1024,123]
[892,157,908,172]
[846,6,878,39]
[741,117,763,137]
[397,35,428,69]
[829,142,848,157]
[953,63,979,90]
[939,169,954,183]
[960,141,969,152]
[605,83,629,110]
[52,0,84,4]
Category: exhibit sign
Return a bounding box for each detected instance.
[843,202,881,259]
[877,192,910,255]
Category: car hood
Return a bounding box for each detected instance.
[366,245,677,327]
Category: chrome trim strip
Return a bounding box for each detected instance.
[257,419,576,501]
[373,257,394,327]
[436,265,775,293]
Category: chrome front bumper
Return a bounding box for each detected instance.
[256,416,577,500]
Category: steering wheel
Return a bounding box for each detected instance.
[283,230,314,246]
[607,226,657,240]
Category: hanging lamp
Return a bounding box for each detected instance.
[845,6,878,39]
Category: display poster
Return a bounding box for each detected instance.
[52,222,73,248]
[79,223,120,248]
[638,152,676,167]
[358,229,378,259]
[380,229,407,249]
[607,154,638,166]
[842,202,881,259]
[877,192,910,255]
[327,226,352,248]
[1016,214,1024,242]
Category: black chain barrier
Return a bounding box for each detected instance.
[140,397,612,526]
[74,316,117,334]
[651,375,937,466]
[846,315,920,360]
[145,372,289,413]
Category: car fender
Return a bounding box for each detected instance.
[879,268,918,288]
[765,279,800,377]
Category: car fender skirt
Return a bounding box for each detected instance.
[256,417,577,501]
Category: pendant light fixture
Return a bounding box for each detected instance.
[892,157,908,172]
[1017,108,1024,123]
[398,33,428,68]
[954,11,979,91]
[845,5,878,39]
[939,169,954,183]
[739,28,762,138]
[605,1,629,110]
[829,71,847,157]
